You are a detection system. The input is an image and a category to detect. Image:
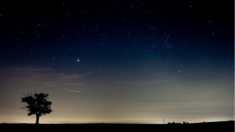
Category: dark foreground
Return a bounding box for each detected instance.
[1,121,234,132]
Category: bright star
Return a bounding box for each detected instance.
[77,59,80,62]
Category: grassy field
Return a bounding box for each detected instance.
[1,121,234,132]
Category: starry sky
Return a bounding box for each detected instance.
[0,1,233,124]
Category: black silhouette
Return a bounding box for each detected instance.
[21,93,52,124]
[1,121,234,132]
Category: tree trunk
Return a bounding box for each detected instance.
[36,114,39,125]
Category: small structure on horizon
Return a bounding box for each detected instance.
[167,122,181,125]
[183,121,189,124]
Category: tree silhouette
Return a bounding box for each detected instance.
[21,93,52,124]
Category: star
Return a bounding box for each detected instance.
[77,59,80,62]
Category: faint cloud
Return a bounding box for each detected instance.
[58,74,82,80]
[0,66,119,94]
[45,85,57,87]
[63,83,83,87]
[0,67,54,72]
[130,79,168,85]
[104,88,116,91]
[69,89,82,93]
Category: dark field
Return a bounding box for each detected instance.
[1,121,234,132]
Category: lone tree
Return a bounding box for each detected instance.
[21,93,52,124]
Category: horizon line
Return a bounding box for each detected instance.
[1,120,234,125]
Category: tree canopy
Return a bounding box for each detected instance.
[21,93,52,124]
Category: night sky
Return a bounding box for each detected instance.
[0,1,233,124]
